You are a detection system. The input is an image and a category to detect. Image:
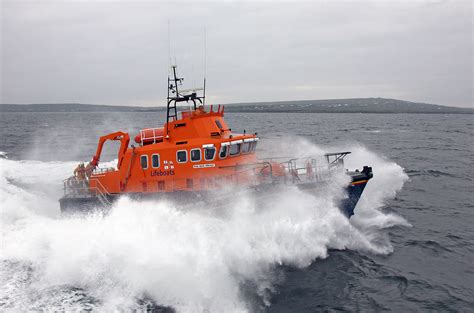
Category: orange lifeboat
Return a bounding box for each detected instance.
[59,64,373,219]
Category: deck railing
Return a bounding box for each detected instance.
[210,154,347,187]
[63,176,112,206]
[64,153,350,195]
[259,154,346,183]
[92,167,116,175]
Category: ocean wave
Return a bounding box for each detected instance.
[0,141,409,312]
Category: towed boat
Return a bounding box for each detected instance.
[60,66,372,217]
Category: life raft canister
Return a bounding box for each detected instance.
[134,128,164,145]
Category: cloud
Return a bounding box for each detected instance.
[1,0,472,107]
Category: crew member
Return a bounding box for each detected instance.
[74,163,86,181]
[85,161,94,178]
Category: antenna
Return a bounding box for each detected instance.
[167,20,171,71]
[164,26,207,135]
[203,27,207,106]
[204,27,207,78]
[203,78,206,106]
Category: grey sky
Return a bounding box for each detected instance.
[1,0,472,107]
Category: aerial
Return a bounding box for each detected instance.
[0,0,472,312]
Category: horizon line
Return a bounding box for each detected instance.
[1,96,472,109]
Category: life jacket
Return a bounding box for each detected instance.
[74,165,86,180]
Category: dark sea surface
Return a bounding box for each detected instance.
[0,111,473,312]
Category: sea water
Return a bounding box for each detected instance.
[0,112,472,311]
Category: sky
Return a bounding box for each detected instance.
[0,0,472,108]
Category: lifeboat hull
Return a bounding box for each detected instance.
[59,169,372,218]
[59,195,113,215]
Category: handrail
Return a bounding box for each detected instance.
[92,167,116,175]
[140,128,164,144]
[90,177,111,196]
[63,176,110,196]
[123,146,136,189]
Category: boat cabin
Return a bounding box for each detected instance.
[87,66,259,195]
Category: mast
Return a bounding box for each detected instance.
[167,65,181,124]
[165,65,206,136]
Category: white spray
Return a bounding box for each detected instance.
[0,140,409,312]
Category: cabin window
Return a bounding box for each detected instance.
[152,154,160,168]
[242,142,251,154]
[219,145,229,159]
[204,147,216,161]
[177,150,187,163]
[215,120,223,130]
[140,155,148,169]
[230,143,241,156]
[190,148,201,162]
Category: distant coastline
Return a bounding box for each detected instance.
[1,98,472,114]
